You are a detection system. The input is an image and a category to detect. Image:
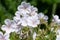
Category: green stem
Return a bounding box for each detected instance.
[52,3,57,15]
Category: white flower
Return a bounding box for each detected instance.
[33,32,37,40]
[14,1,40,27]
[15,11,28,17]
[29,6,38,12]
[38,12,48,21]
[27,6,38,16]
[1,19,16,34]
[14,13,28,27]
[15,11,23,17]
[53,15,59,21]
[27,16,40,27]
[27,11,38,17]
[38,12,44,19]
[17,1,38,17]
[17,1,31,14]
[43,16,48,21]
[53,15,59,22]
[13,16,21,25]
[0,32,10,40]
[56,35,60,40]
[52,15,60,24]
[20,17,28,26]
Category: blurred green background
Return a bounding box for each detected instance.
[0,0,60,26]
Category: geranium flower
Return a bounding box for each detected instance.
[1,19,16,34]
[0,32,10,40]
[27,6,38,16]
[27,16,40,27]
[12,20,23,34]
[52,15,60,24]
[20,17,28,26]
[17,1,31,14]
[53,15,59,21]
[38,12,48,21]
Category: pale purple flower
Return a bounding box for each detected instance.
[43,16,48,21]
[52,15,59,22]
[20,17,28,26]
[52,15,60,24]
[30,6,38,12]
[38,12,48,21]
[27,16,40,27]
[0,32,10,40]
[53,15,59,21]
[17,1,31,14]
[1,19,16,34]
[13,16,21,25]
[27,6,38,16]
[38,12,44,19]
[27,11,38,17]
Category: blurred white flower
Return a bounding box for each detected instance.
[52,15,60,24]
[17,1,31,14]
[14,13,28,27]
[38,12,44,19]
[11,19,23,34]
[27,10,38,17]
[17,2,38,17]
[13,16,21,25]
[38,12,48,21]
[15,11,29,17]
[29,6,38,12]
[20,17,28,26]
[27,6,38,16]
[33,32,37,40]
[1,19,16,34]
[15,11,23,17]
[27,16,40,27]
[53,15,59,22]
[56,35,60,40]
[53,15,59,21]
[0,32,10,40]
[14,1,40,27]
[43,16,48,21]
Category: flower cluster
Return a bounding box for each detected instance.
[14,1,40,27]
[0,1,60,40]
